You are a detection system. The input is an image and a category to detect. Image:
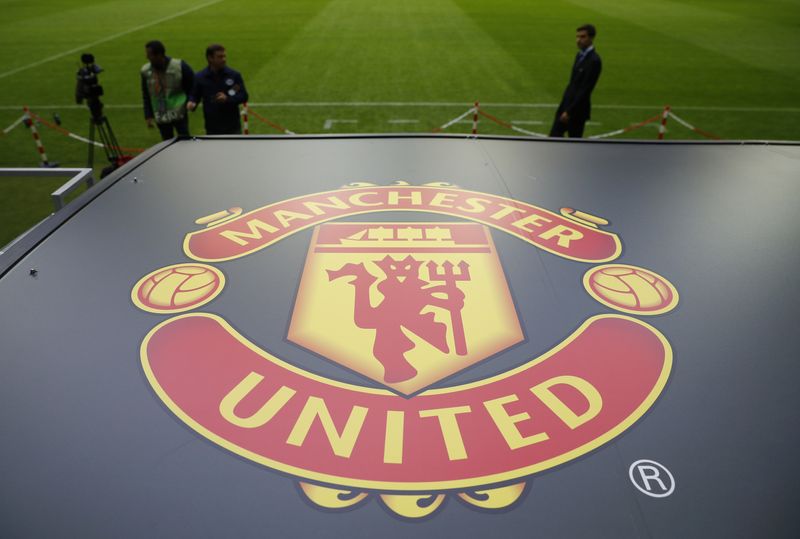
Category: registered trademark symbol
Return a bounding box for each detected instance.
[629,459,675,498]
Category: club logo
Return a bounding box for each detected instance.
[132,182,677,519]
[289,222,523,394]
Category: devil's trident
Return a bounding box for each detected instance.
[426,260,471,356]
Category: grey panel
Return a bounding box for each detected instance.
[1,136,798,538]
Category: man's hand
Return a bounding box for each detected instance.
[145,118,155,128]
[559,111,570,124]
[214,92,228,103]
[187,101,197,112]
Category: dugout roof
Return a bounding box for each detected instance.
[1,135,798,537]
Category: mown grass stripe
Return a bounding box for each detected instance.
[0,0,224,80]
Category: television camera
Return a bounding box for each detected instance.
[75,53,132,176]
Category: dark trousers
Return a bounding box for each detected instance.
[157,116,190,140]
[549,111,586,138]
[205,117,242,135]
[206,126,242,135]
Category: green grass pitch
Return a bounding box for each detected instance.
[1,0,799,246]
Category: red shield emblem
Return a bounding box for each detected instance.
[288,222,524,394]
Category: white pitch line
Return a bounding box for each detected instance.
[2,101,799,113]
[0,104,142,110]
[323,119,358,129]
[388,119,420,124]
[0,0,223,80]
[249,102,800,113]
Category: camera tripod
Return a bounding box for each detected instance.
[86,98,120,167]
[85,98,131,176]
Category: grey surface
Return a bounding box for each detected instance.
[1,136,799,538]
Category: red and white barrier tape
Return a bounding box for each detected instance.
[476,102,720,140]
[433,106,477,132]
[667,111,693,131]
[25,109,144,153]
[478,109,548,137]
[667,111,721,140]
[248,107,295,135]
[23,106,51,165]
[589,114,661,139]
[509,124,548,138]
[2,114,25,135]
[13,104,721,144]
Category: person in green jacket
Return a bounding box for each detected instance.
[141,40,194,140]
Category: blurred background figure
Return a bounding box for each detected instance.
[188,44,249,135]
[549,24,602,139]
[140,40,194,140]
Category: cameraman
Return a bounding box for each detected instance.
[140,40,194,140]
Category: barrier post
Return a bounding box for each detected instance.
[23,106,54,167]
[472,101,479,135]
[658,105,671,140]
[242,102,250,135]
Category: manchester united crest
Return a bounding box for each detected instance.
[289,222,523,394]
[132,182,677,519]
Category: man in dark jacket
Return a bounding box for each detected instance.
[141,40,194,140]
[549,24,602,138]
[187,44,249,135]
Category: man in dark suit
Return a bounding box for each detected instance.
[549,24,602,138]
[187,44,249,135]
